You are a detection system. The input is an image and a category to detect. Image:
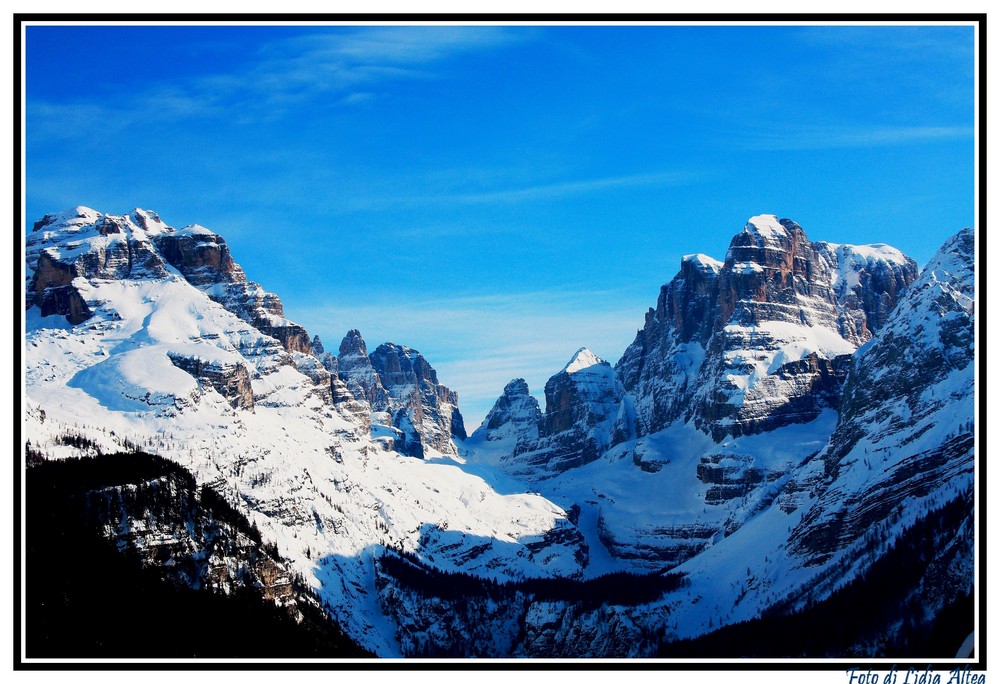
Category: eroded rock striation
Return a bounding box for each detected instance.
[790,227,975,564]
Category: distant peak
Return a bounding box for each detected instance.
[175,224,217,238]
[562,347,604,374]
[32,206,101,232]
[339,329,368,356]
[311,335,325,355]
[503,378,531,395]
[682,253,723,272]
[743,214,787,239]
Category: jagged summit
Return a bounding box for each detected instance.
[503,377,531,394]
[339,328,368,356]
[740,213,795,242]
[561,347,605,374]
[681,253,723,272]
[331,329,466,457]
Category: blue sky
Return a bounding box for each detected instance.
[24,23,976,429]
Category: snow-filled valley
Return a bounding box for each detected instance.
[22,208,977,658]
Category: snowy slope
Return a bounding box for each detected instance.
[23,207,588,655]
[667,226,976,639]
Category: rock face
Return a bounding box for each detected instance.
[789,227,975,565]
[691,217,853,439]
[168,353,255,411]
[829,242,919,344]
[332,334,467,458]
[621,215,918,442]
[370,342,467,457]
[337,330,390,409]
[26,207,171,322]
[479,379,542,445]
[477,215,919,479]
[536,349,632,467]
[616,253,721,436]
[153,224,312,355]
[477,349,633,477]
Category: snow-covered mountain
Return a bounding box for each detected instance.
[619,214,917,443]
[23,208,975,658]
[468,348,633,478]
[664,225,975,645]
[468,215,930,570]
[24,207,587,656]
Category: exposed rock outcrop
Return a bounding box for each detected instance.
[790,227,975,564]
[616,215,917,443]
[481,349,632,477]
[616,253,721,436]
[337,330,390,410]
[369,341,467,457]
[334,330,467,457]
[476,379,541,445]
[168,352,255,411]
[153,225,312,355]
[26,207,171,322]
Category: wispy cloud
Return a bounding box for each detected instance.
[327,168,707,213]
[27,26,531,138]
[737,124,973,152]
[449,170,705,205]
[792,25,974,65]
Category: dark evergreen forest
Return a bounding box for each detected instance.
[24,450,371,658]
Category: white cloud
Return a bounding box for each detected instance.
[27,25,531,136]
[738,124,973,152]
[448,170,706,205]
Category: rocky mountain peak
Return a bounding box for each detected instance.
[371,342,438,387]
[311,335,325,355]
[681,252,723,274]
[336,330,388,410]
[480,347,631,477]
[155,223,247,288]
[502,377,531,396]
[331,332,467,457]
[368,342,466,456]
[479,378,540,434]
[561,347,605,375]
[339,329,369,357]
[740,214,794,243]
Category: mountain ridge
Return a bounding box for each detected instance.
[23,206,975,658]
